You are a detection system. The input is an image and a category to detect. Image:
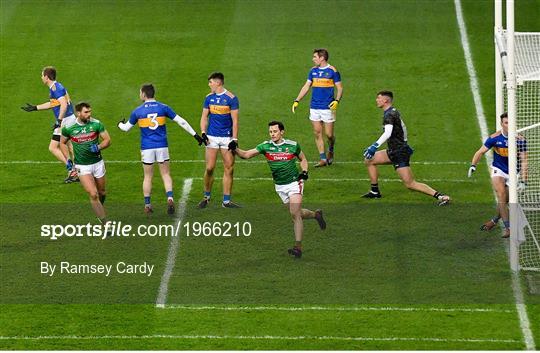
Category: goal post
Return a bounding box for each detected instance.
[495,0,540,272]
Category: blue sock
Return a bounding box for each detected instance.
[144,196,151,205]
[328,145,334,153]
[319,152,327,161]
[492,216,501,223]
[223,194,231,203]
[166,190,173,199]
[204,191,211,199]
[503,220,510,229]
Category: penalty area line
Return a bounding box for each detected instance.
[0,334,521,344]
[155,178,192,308]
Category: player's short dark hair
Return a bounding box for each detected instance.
[313,48,329,61]
[268,121,285,131]
[377,90,394,100]
[140,83,155,98]
[208,72,224,84]
[75,101,91,112]
[42,66,56,80]
[500,112,508,120]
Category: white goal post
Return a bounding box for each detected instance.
[495,0,540,272]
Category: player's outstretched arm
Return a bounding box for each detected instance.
[235,148,259,160]
[117,119,134,132]
[172,115,204,144]
[468,145,489,177]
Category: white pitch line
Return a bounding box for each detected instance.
[0,159,468,165]
[0,334,521,344]
[161,305,514,314]
[454,0,535,350]
[155,178,192,308]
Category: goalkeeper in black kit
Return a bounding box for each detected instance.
[361,91,450,206]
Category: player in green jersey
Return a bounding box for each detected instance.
[232,121,326,258]
[61,102,111,223]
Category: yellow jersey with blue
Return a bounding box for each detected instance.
[128,100,177,150]
[204,90,239,137]
[307,65,341,109]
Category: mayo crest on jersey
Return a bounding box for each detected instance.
[49,81,74,120]
[204,89,239,137]
[307,65,341,109]
[128,100,177,150]
[484,131,527,174]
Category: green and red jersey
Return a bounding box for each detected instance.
[256,139,301,185]
[61,118,105,165]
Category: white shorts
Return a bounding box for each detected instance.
[141,147,170,164]
[491,166,510,186]
[206,135,233,149]
[309,109,336,123]
[275,180,304,204]
[53,114,77,136]
[76,160,106,179]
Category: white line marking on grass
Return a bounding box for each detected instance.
[454,0,535,349]
[161,305,514,313]
[0,160,468,165]
[0,334,521,344]
[155,178,192,308]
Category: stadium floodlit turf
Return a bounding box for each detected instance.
[1,0,539,349]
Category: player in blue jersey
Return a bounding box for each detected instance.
[468,113,528,238]
[292,49,343,167]
[118,83,204,215]
[362,91,451,206]
[21,66,79,183]
[197,72,241,209]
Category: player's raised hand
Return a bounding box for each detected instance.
[328,99,339,110]
[468,164,476,178]
[194,133,206,146]
[228,139,238,151]
[291,100,299,113]
[297,170,309,181]
[21,103,37,112]
[90,144,100,153]
[363,143,379,160]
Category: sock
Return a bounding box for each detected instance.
[433,191,442,199]
[166,190,173,201]
[99,195,106,205]
[370,183,380,194]
[491,216,501,223]
[328,144,334,153]
[204,191,211,199]
[144,196,151,206]
[319,152,327,161]
[223,194,231,204]
[503,220,510,229]
[294,241,302,249]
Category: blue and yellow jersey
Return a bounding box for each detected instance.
[203,90,239,137]
[49,81,74,120]
[484,131,527,174]
[307,65,341,109]
[128,100,177,150]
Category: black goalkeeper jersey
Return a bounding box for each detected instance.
[382,107,409,152]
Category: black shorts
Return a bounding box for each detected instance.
[387,146,413,169]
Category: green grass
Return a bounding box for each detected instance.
[1,0,539,349]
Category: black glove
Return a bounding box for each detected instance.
[52,121,61,131]
[298,170,309,181]
[194,133,206,146]
[228,139,238,151]
[21,103,37,112]
[201,133,209,146]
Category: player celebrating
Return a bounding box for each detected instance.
[468,113,528,238]
[232,121,326,259]
[60,102,110,223]
[362,91,450,206]
[118,83,204,215]
[292,48,343,167]
[197,72,240,208]
[21,66,78,183]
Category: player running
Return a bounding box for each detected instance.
[21,66,79,183]
[232,121,326,259]
[197,72,241,209]
[118,83,204,215]
[362,91,451,206]
[292,48,343,167]
[468,112,528,238]
[60,102,110,223]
